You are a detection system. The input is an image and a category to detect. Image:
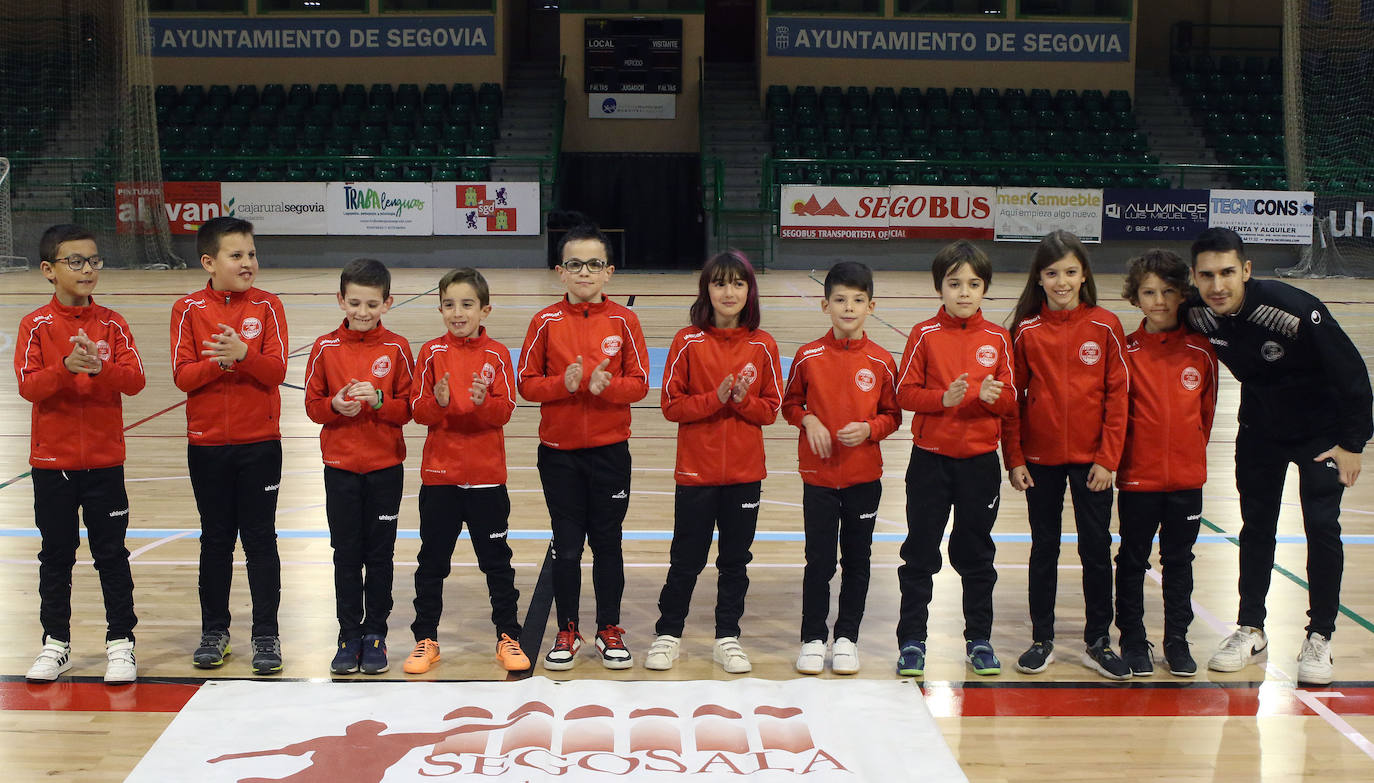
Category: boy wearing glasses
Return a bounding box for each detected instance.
[17,225,146,684]
[517,223,650,671]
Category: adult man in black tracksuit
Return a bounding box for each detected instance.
[1182,227,1372,685]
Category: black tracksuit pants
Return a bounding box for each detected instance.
[324,464,402,640]
[1114,488,1202,646]
[188,440,282,638]
[801,480,880,643]
[655,482,761,639]
[537,441,631,631]
[411,484,521,642]
[898,448,1000,643]
[33,466,137,643]
[1234,425,1346,638]
[1025,461,1115,644]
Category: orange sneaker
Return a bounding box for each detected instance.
[496,634,530,671]
[403,638,440,674]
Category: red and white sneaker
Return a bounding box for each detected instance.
[543,623,584,672]
[595,625,633,670]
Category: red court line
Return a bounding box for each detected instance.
[7,681,1374,717]
[0,680,197,712]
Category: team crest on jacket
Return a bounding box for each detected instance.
[240,317,263,340]
[1261,340,1285,362]
[739,362,758,385]
[976,344,998,367]
[601,335,622,356]
[96,340,111,362]
[855,367,876,392]
[1180,366,1202,391]
[481,362,496,386]
[1078,341,1102,365]
[371,355,392,378]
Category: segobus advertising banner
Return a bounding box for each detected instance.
[778,185,994,239]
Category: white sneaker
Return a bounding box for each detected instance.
[1297,632,1334,686]
[795,640,826,675]
[1207,626,1267,672]
[26,636,72,682]
[644,635,681,671]
[713,637,752,674]
[831,637,860,675]
[104,638,137,684]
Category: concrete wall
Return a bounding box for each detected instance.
[558,13,704,154]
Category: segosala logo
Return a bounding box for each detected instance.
[344,186,426,216]
[208,700,849,779]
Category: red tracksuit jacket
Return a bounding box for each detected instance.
[411,328,516,486]
[781,330,901,488]
[16,296,146,469]
[661,324,784,486]
[517,295,649,450]
[1002,303,1130,471]
[303,320,414,474]
[1116,321,1218,492]
[897,308,1017,459]
[171,282,287,446]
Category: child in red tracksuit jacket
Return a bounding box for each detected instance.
[781,260,900,677]
[303,259,414,676]
[171,216,288,676]
[405,267,530,676]
[18,224,145,685]
[1113,249,1217,678]
[894,242,1015,679]
[518,224,650,672]
[644,250,783,675]
[1003,229,1131,680]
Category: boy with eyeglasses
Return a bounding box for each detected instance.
[17,225,146,684]
[517,223,650,671]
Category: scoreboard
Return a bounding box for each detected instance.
[583,17,682,95]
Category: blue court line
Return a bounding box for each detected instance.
[4,528,1374,546]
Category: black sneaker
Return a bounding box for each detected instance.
[1015,640,1054,674]
[193,631,231,669]
[330,637,362,675]
[1163,638,1197,677]
[1082,636,1132,681]
[251,635,283,675]
[1121,641,1154,676]
[360,634,389,675]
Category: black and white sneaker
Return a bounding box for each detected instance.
[1082,636,1132,681]
[1015,640,1054,674]
[193,630,231,668]
[1163,638,1197,677]
[26,636,72,682]
[1121,640,1154,677]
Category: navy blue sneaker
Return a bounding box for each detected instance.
[1016,640,1054,674]
[330,637,362,675]
[360,634,389,675]
[897,640,926,677]
[966,639,1002,675]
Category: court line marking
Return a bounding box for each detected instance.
[1294,690,1374,761]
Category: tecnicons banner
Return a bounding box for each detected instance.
[1101,188,1209,241]
[993,187,1104,243]
[1207,189,1315,245]
[127,678,967,783]
[325,181,433,236]
[221,183,327,236]
[433,182,540,236]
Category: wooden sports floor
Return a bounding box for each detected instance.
[2,264,1374,781]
